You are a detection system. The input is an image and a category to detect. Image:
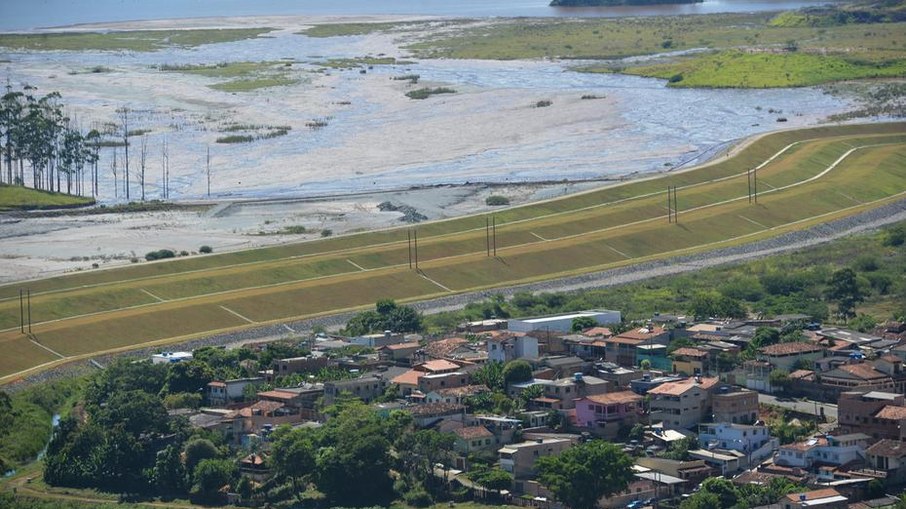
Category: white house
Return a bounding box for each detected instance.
[488,334,539,363]
[507,310,621,333]
[775,433,870,470]
[698,423,778,464]
[151,351,193,364]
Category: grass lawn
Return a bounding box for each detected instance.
[0,185,94,211]
[300,22,413,38]
[0,28,272,52]
[0,123,902,381]
[619,50,906,88]
[209,76,299,92]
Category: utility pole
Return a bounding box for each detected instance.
[486,217,490,257]
[747,169,753,204]
[139,136,147,201]
[27,288,32,334]
[161,137,169,200]
[19,289,24,334]
[752,168,758,205]
[673,186,678,224]
[206,145,211,198]
[667,186,673,223]
[414,229,419,271]
[492,216,497,257]
[119,106,130,200]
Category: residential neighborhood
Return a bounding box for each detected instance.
[56,306,904,509]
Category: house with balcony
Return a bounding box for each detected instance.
[698,423,777,464]
[774,433,869,471]
[864,439,906,487]
[648,376,719,430]
[573,391,644,436]
[670,347,710,376]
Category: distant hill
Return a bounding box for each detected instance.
[551,0,702,6]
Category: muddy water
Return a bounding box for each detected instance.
[1,28,854,202]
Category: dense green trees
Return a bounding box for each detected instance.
[502,360,533,386]
[536,440,634,509]
[0,86,100,196]
[344,299,424,335]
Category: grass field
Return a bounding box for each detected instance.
[0,28,272,52]
[0,122,903,382]
[0,185,95,211]
[159,61,301,92]
[603,50,906,88]
[399,13,906,87]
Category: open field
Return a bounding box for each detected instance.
[401,13,906,87]
[604,50,906,88]
[0,28,273,52]
[0,185,95,211]
[0,123,904,381]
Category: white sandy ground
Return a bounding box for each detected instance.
[0,15,868,283]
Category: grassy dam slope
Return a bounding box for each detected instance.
[1,122,904,382]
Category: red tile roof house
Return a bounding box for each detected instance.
[452,425,496,454]
[756,342,826,371]
[781,488,847,509]
[863,439,906,486]
[573,391,644,438]
[648,376,719,430]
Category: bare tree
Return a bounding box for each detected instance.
[161,136,169,200]
[118,106,130,200]
[139,135,147,201]
[110,146,118,199]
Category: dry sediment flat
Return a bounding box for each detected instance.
[0,122,904,382]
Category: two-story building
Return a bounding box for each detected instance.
[864,439,906,487]
[774,433,870,471]
[670,347,710,376]
[838,391,906,441]
[648,377,719,430]
[712,386,759,424]
[452,426,497,455]
[323,374,387,405]
[487,333,539,363]
[573,391,643,436]
[698,423,777,464]
[207,377,264,406]
[498,437,576,479]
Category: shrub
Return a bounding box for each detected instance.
[179,250,189,257]
[199,245,213,254]
[321,229,333,237]
[669,73,684,83]
[486,195,510,206]
[405,87,456,100]
[535,99,552,108]
[403,486,433,507]
[215,135,254,144]
[145,249,176,261]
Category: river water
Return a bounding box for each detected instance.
[4,0,840,31]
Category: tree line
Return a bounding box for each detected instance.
[1,83,176,201]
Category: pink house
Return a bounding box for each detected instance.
[574,391,644,435]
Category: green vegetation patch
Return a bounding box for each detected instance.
[0,184,94,211]
[621,50,906,88]
[406,87,457,99]
[300,21,411,38]
[320,56,414,69]
[160,61,300,92]
[209,76,298,92]
[0,28,272,52]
